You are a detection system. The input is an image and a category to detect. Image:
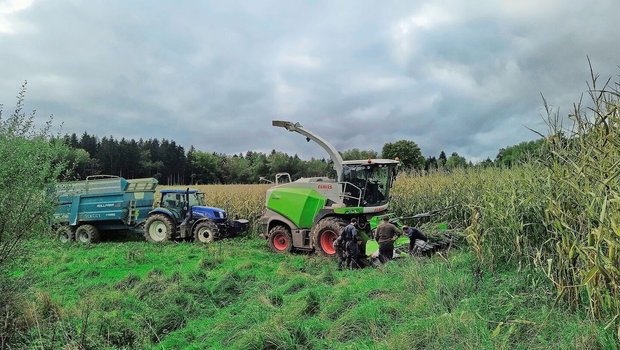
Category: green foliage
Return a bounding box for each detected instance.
[341,148,378,161]
[0,83,69,267]
[444,152,468,170]
[438,150,447,167]
[495,138,545,167]
[382,140,424,170]
[0,82,69,347]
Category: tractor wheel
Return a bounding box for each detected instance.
[144,214,174,243]
[194,221,218,243]
[312,217,346,257]
[76,224,100,243]
[267,225,292,253]
[57,226,75,243]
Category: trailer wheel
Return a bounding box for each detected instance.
[194,221,218,243]
[57,226,75,243]
[144,214,174,243]
[312,217,346,257]
[268,225,292,253]
[76,224,100,243]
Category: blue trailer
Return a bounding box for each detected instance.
[53,175,158,243]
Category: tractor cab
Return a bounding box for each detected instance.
[341,159,399,207]
[161,190,206,209]
[158,189,227,223]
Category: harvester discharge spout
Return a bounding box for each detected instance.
[272,120,344,181]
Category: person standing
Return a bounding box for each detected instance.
[342,218,360,268]
[333,235,346,270]
[374,216,401,263]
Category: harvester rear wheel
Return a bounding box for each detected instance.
[144,214,174,242]
[76,224,100,243]
[312,217,346,257]
[268,225,292,253]
[57,226,75,243]
[194,221,218,243]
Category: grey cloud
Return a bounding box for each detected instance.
[1,0,619,163]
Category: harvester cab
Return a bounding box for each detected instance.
[340,160,398,208]
[260,120,400,257]
[144,189,249,243]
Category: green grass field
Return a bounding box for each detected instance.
[8,234,616,349]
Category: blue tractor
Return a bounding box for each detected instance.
[144,189,249,243]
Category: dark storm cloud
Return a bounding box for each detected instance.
[1,0,619,162]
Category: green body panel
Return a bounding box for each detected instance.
[365,236,409,256]
[333,207,364,214]
[369,212,400,230]
[267,187,327,229]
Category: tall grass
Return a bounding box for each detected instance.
[392,69,620,326]
[540,68,620,319]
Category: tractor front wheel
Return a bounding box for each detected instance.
[57,225,75,243]
[312,218,346,257]
[194,221,218,243]
[144,214,174,243]
[76,224,100,243]
[268,225,292,253]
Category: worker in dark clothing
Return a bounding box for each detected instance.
[374,216,401,263]
[403,225,428,255]
[333,235,346,270]
[341,218,360,269]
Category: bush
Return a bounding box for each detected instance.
[0,82,69,348]
[0,82,69,267]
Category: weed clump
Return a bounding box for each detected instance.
[114,273,141,290]
[268,292,283,307]
[303,290,320,316]
[210,271,246,307]
[283,278,307,295]
[198,255,222,269]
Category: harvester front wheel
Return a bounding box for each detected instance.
[194,221,218,243]
[144,214,174,243]
[312,218,346,257]
[76,224,100,243]
[57,226,75,243]
[268,225,292,253]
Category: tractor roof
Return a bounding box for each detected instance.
[342,159,400,166]
[160,189,200,194]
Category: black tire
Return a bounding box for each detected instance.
[312,217,347,257]
[267,225,293,253]
[194,221,218,243]
[57,226,75,243]
[144,214,174,243]
[76,224,100,243]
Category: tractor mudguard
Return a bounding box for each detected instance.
[147,208,179,226]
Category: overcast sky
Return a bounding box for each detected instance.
[1,0,619,162]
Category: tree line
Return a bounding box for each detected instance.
[60,132,545,184]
